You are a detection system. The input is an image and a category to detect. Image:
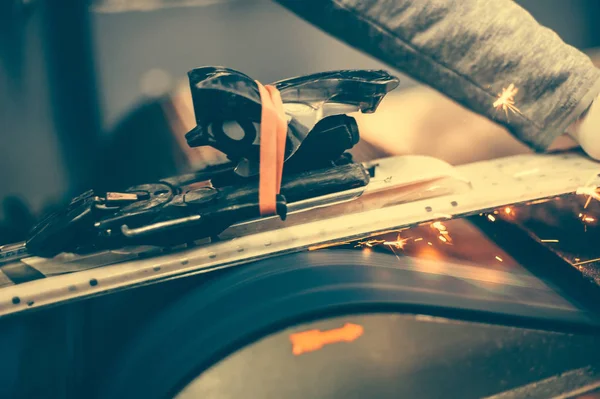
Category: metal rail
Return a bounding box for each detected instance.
[0,152,598,318]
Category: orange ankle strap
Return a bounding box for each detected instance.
[256,81,287,216]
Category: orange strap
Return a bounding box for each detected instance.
[256,81,287,216]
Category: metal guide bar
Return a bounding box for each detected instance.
[0,152,597,318]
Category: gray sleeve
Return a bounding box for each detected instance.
[275,0,600,152]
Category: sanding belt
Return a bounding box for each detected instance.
[256,81,287,216]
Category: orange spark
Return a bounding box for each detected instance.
[488,214,496,222]
[357,239,385,248]
[493,83,523,120]
[383,235,410,250]
[495,256,503,262]
[431,221,446,231]
[576,172,600,209]
[574,257,600,266]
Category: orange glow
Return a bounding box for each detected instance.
[289,323,364,356]
[412,248,445,273]
[504,207,512,214]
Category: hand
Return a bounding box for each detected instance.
[567,95,600,160]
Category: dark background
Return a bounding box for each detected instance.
[1,0,600,221]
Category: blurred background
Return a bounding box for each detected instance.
[1,0,600,242]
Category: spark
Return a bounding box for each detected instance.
[383,235,410,250]
[540,239,559,243]
[431,221,446,231]
[355,239,385,248]
[495,256,503,262]
[573,257,600,266]
[427,242,433,246]
[579,213,595,232]
[576,172,600,209]
[576,186,600,209]
[488,214,496,222]
[388,246,401,260]
[493,83,523,120]
[504,207,512,215]
[414,238,423,242]
[431,221,453,244]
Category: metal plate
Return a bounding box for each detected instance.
[0,152,598,317]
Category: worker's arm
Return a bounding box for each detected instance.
[275,0,600,156]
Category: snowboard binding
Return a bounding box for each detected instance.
[23,68,399,257]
